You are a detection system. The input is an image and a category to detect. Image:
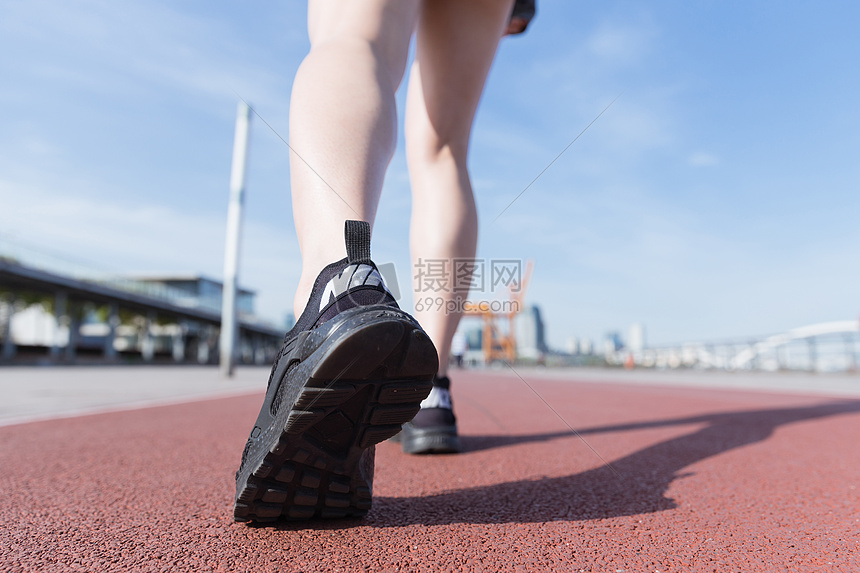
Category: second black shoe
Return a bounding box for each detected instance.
[233,221,438,523]
[400,374,461,454]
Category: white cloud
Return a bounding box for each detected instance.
[20,135,60,157]
[586,20,658,65]
[688,152,720,167]
[1,0,296,118]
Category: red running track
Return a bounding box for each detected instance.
[1,370,858,572]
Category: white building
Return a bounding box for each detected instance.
[629,323,646,352]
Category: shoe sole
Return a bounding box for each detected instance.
[400,423,461,455]
[233,309,437,523]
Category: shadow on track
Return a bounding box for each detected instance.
[362,399,860,526]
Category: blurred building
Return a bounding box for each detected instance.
[580,338,593,355]
[629,322,646,352]
[133,275,256,318]
[603,331,624,355]
[0,261,281,364]
[464,325,482,351]
[515,304,548,360]
[455,323,484,366]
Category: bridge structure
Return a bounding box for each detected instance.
[0,251,283,366]
[610,320,860,373]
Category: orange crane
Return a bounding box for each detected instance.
[463,260,533,364]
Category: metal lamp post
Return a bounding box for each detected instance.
[220,101,251,377]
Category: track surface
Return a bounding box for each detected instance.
[1,369,858,572]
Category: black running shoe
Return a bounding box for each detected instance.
[233,221,438,523]
[399,374,461,454]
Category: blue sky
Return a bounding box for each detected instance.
[1,0,858,348]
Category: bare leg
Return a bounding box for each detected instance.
[406,0,513,376]
[290,0,418,316]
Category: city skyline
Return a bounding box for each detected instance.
[2,1,859,348]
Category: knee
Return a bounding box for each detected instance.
[406,126,470,170]
[309,36,409,90]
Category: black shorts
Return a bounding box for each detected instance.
[509,0,536,35]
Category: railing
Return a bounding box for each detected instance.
[608,322,860,373]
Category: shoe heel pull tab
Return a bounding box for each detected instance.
[345,220,372,265]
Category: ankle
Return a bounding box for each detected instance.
[293,272,318,318]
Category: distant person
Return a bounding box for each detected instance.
[450,330,468,369]
[233,0,536,523]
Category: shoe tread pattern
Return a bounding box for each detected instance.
[234,316,436,523]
